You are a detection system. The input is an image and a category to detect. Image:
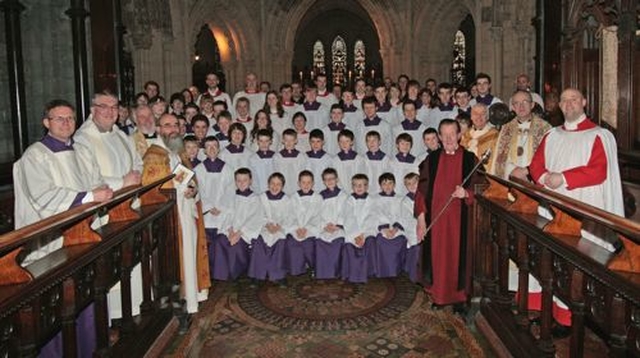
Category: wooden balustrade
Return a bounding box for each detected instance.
[0,175,182,357]
[473,172,640,357]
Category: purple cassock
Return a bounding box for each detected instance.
[314,238,344,279]
[340,237,377,283]
[375,230,407,278]
[248,237,287,281]
[39,303,96,357]
[404,245,421,283]
[285,235,316,276]
[205,228,218,277]
[211,233,249,281]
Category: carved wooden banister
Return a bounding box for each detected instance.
[473,171,640,357]
[0,175,174,256]
[0,174,182,357]
[482,171,640,243]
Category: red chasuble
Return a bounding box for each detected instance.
[415,147,477,305]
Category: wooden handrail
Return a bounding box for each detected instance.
[481,171,640,243]
[618,149,640,166]
[0,174,182,357]
[0,175,174,255]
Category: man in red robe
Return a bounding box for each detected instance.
[529,88,623,334]
[415,119,478,314]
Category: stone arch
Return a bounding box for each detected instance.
[263,0,405,85]
[413,0,477,83]
[187,2,261,91]
[291,4,382,84]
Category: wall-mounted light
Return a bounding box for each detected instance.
[194,55,201,61]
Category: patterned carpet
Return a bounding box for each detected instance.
[164,275,487,357]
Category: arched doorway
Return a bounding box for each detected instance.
[292,3,382,87]
[192,24,226,93]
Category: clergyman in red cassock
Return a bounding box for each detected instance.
[414,119,478,310]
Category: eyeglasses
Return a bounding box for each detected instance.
[94,103,119,111]
[48,116,76,123]
[512,100,532,107]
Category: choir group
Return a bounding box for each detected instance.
[136,72,480,285]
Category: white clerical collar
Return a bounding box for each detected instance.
[445,146,459,155]
[564,113,587,131]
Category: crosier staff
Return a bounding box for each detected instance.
[423,149,491,236]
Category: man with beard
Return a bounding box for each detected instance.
[131,104,160,157]
[142,113,211,315]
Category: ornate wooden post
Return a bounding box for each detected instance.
[515,232,531,328]
[568,269,585,357]
[61,277,77,358]
[538,247,556,355]
[0,0,28,158]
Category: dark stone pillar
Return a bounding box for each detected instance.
[1,0,28,159]
[66,0,91,124]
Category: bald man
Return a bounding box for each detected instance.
[232,72,265,118]
[528,87,623,332]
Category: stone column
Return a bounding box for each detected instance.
[1,0,28,158]
[66,0,91,123]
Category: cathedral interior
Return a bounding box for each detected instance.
[0,0,639,357]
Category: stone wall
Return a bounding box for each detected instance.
[0,0,77,162]
[122,0,538,101]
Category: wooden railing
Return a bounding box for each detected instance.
[0,175,182,357]
[473,172,640,357]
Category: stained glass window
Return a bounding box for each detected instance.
[332,36,347,84]
[313,40,326,75]
[451,30,466,86]
[354,40,365,78]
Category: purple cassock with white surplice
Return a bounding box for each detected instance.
[372,192,407,278]
[248,191,291,281]
[212,189,265,281]
[286,190,322,275]
[315,187,348,279]
[339,193,378,283]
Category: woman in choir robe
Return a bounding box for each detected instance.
[248,109,280,152]
[219,122,253,171]
[373,173,407,278]
[287,171,322,276]
[193,136,235,276]
[213,168,265,281]
[249,173,291,283]
[315,168,348,279]
[264,90,291,136]
[339,174,378,283]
